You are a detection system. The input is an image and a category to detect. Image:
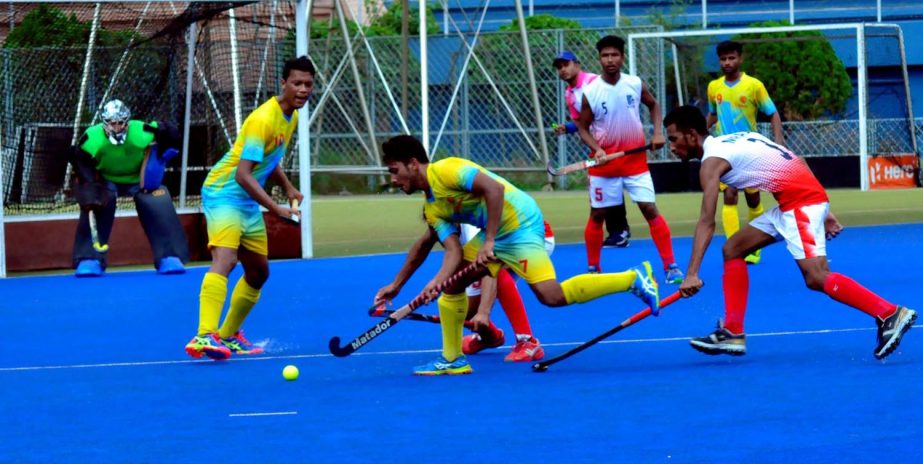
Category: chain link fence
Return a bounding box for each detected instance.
[1,2,919,218]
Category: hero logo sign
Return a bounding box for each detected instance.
[868,154,919,189]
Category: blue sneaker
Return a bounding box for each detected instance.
[157,256,186,275]
[665,263,684,285]
[75,259,104,278]
[630,261,660,315]
[413,355,473,376]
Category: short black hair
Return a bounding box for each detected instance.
[283,56,316,79]
[664,105,708,135]
[716,40,743,56]
[382,135,429,165]
[596,35,625,54]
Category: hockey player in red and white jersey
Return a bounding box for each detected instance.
[663,105,915,360]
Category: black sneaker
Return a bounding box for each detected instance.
[603,230,631,248]
[874,306,917,360]
[690,320,746,356]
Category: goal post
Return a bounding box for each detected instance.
[627,22,918,191]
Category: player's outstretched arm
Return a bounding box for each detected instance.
[577,94,606,161]
[641,82,665,149]
[682,158,727,297]
[376,227,439,304]
[424,234,464,302]
[468,275,497,332]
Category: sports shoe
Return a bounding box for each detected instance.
[689,320,746,356]
[874,306,917,360]
[603,230,630,248]
[462,328,505,355]
[185,333,232,360]
[665,263,684,285]
[744,250,761,265]
[157,256,186,275]
[505,335,544,362]
[587,265,601,274]
[221,330,264,355]
[630,261,660,314]
[75,259,104,278]
[413,355,473,376]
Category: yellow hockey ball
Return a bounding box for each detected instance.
[283,365,299,381]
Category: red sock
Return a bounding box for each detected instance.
[723,259,749,334]
[646,215,676,270]
[823,273,897,319]
[497,269,532,338]
[584,216,604,270]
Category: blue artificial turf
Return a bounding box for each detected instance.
[1,224,921,462]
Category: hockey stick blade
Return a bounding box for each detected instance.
[546,143,653,177]
[329,263,480,357]
[89,210,110,253]
[532,291,682,372]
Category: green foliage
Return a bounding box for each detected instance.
[366,1,439,36]
[496,14,582,32]
[734,20,852,120]
[4,4,136,49]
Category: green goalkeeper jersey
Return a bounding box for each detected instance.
[79,120,157,184]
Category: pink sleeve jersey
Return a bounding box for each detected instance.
[565,71,598,121]
[703,132,828,211]
[581,73,648,177]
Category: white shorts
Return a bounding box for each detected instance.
[588,172,656,208]
[465,232,556,297]
[749,202,829,260]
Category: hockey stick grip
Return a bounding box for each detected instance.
[368,304,441,323]
[547,143,653,176]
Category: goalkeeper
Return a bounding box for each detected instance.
[70,99,190,277]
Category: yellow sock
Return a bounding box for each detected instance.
[438,292,468,361]
[198,272,228,335]
[747,203,765,222]
[562,270,636,304]
[722,204,740,238]
[218,277,262,338]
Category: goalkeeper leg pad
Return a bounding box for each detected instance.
[134,186,190,270]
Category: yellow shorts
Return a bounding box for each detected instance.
[204,202,268,255]
[461,222,556,284]
[719,182,759,194]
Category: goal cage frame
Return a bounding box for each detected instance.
[627,22,918,191]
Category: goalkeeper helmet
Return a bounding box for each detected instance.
[101,99,131,145]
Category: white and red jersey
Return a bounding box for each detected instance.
[703,132,828,211]
[565,71,598,121]
[581,73,648,177]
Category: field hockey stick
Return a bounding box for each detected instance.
[88,210,109,253]
[368,303,441,323]
[532,290,682,372]
[329,262,480,357]
[545,143,652,176]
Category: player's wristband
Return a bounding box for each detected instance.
[564,122,578,134]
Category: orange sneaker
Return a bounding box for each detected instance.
[504,335,544,362]
[462,328,505,355]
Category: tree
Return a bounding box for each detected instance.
[366,1,439,36]
[734,20,852,120]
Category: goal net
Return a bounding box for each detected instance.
[627,22,919,191]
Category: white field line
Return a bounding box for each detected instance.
[0,327,874,373]
[228,411,298,418]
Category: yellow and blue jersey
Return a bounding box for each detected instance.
[202,97,298,205]
[423,158,542,243]
[707,73,777,135]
